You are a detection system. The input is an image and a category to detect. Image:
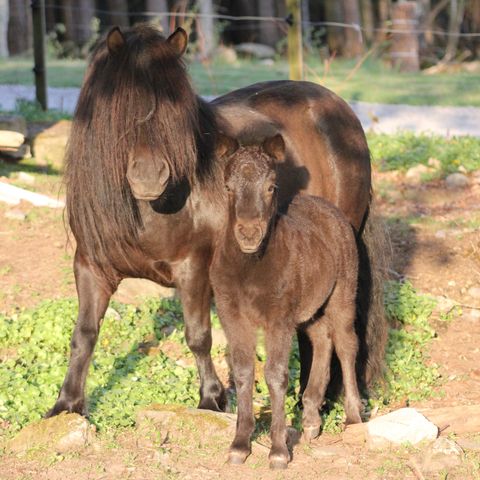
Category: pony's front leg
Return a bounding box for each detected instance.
[264,325,293,469]
[175,258,225,411]
[46,251,116,417]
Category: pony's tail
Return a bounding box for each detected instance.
[356,196,391,392]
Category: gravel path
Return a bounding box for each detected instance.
[1,84,479,137]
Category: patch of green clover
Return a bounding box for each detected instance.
[0,298,200,433]
[0,281,441,435]
[367,132,480,175]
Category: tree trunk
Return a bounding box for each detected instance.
[7,0,32,55]
[257,0,280,48]
[106,0,129,28]
[301,0,311,50]
[197,0,215,59]
[146,0,169,34]
[443,0,466,62]
[360,0,374,45]
[0,0,8,57]
[376,0,391,43]
[342,0,364,58]
[390,1,419,72]
[325,0,344,54]
[75,0,94,45]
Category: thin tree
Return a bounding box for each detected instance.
[0,0,8,57]
[146,0,169,34]
[443,0,466,62]
[7,0,32,55]
[342,0,364,58]
[197,0,215,59]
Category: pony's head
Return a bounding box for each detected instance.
[218,134,286,254]
[65,24,211,280]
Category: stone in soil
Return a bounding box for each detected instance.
[468,287,480,300]
[6,412,94,455]
[445,172,469,189]
[367,408,438,448]
[4,209,26,221]
[136,404,236,450]
[32,120,71,169]
[421,437,463,473]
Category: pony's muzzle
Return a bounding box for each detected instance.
[234,221,265,253]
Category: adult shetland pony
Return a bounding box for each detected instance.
[47,24,387,418]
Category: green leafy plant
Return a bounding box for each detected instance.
[0,281,441,437]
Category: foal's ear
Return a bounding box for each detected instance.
[167,28,188,56]
[107,26,126,55]
[262,134,286,162]
[216,134,239,158]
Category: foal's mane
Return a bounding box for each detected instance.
[64,24,216,281]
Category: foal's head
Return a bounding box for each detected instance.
[218,134,286,253]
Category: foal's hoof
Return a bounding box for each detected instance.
[302,425,320,443]
[269,454,289,470]
[228,449,249,465]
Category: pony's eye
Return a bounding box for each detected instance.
[267,185,276,193]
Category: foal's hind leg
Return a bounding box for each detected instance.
[301,320,333,442]
[47,251,116,417]
[175,255,226,411]
[327,298,362,425]
[264,325,293,469]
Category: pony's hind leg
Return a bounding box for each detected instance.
[176,256,226,412]
[301,320,333,442]
[46,251,116,417]
[264,325,293,469]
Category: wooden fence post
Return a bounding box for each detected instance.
[31,0,48,110]
[286,0,303,81]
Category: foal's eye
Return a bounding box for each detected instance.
[267,185,276,193]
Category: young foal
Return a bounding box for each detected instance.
[210,135,363,469]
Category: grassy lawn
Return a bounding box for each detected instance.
[1,54,479,106]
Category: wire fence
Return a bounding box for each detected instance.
[41,3,480,39]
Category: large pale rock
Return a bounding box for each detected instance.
[113,278,175,305]
[0,130,24,149]
[0,115,27,136]
[32,120,71,169]
[405,164,433,183]
[235,42,276,59]
[367,408,438,448]
[7,413,94,455]
[136,404,236,449]
[445,173,469,189]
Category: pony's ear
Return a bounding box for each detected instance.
[262,134,285,162]
[107,26,126,55]
[216,134,239,158]
[167,28,188,56]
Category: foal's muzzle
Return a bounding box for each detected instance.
[234,221,265,253]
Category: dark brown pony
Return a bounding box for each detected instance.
[47,24,387,418]
[210,135,362,469]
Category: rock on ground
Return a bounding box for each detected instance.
[136,404,236,449]
[445,172,469,189]
[367,408,438,448]
[32,120,71,169]
[6,412,94,455]
[234,42,276,59]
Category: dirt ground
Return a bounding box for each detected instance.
[1,167,480,479]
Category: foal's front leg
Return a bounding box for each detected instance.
[264,325,293,469]
[219,315,256,464]
[47,250,116,417]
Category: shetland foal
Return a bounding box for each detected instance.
[210,135,363,469]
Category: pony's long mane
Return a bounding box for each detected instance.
[64,25,212,282]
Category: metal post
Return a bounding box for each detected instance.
[286,0,303,81]
[31,0,47,110]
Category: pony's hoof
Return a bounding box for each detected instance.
[345,413,362,426]
[269,455,289,470]
[302,425,320,443]
[228,450,249,465]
